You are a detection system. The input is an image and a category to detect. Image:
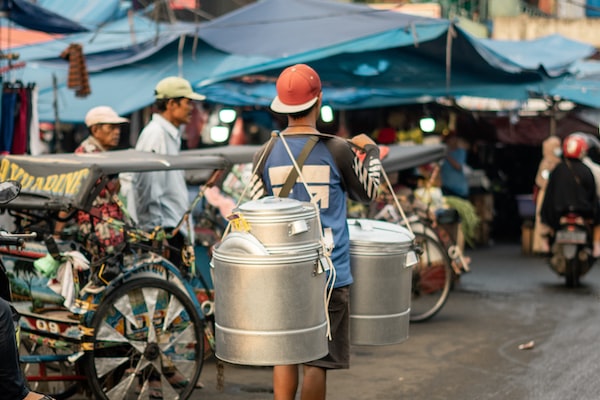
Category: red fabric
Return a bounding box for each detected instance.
[11,87,28,154]
[376,127,397,144]
[419,263,447,294]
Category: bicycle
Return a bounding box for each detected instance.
[371,165,470,322]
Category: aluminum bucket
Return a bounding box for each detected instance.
[234,196,321,253]
[212,232,327,365]
[348,218,416,345]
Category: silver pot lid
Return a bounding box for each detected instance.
[236,196,305,215]
[348,219,414,247]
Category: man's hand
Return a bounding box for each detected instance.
[350,133,376,150]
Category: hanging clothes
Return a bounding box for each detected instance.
[0,82,36,155]
[11,85,29,154]
[59,43,91,98]
[28,85,47,155]
[0,84,18,154]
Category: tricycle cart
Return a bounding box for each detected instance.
[0,149,230,400]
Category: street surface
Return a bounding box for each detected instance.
[191,242,600,400]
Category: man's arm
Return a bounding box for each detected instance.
[327,135,381,203]
[248,141,273,200]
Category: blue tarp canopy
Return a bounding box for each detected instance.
[196,31,596,109]
[34,0,128,30]
[8,0,597,123]
[0,0,87,33]
[548,59,600,108]
[196,0,446,58]
[1,0,129,32]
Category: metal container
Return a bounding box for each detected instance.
[211,210,328,365]
[235,196,321,253]
[348,218,416,345]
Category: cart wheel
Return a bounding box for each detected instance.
[84,278,204,400]
[410,232,452,322]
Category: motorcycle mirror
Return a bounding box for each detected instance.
[0,180,21,205]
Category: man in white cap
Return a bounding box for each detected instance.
[134,76,205,266]
[54,106,129,292]
[80,105,128,152]
[250,64,381,400]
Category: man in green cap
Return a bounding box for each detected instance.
[134,76,206,266]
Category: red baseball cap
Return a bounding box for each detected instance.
[271,64,322,114]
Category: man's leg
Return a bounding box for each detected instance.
[300,365,326,400]
[273,364,299,400]
[300,286,350,400]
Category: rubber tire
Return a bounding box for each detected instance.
[410,232,453,322]
[565,258,581,288]
[84,277,204,400]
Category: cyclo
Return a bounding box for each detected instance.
[0,148,234,400]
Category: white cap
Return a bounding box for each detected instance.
[85,106,129,127]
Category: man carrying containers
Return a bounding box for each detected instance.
[249,64,382,400]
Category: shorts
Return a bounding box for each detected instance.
[305,285,350,370]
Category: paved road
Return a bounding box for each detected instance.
[191,242,600,400]
[60,242,600,399]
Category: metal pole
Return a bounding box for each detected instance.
[52,74,63,153]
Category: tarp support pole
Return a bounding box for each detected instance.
[445,24,456,95]
[549,99,558,136]
[52,73,63,153]
[178,35,185,77]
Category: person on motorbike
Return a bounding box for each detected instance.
[571,132,600,198]
[540,133,600,257]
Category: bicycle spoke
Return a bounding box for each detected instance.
[163,295,186,332]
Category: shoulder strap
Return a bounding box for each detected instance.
[253,133,278,177]
[279,135,319,198]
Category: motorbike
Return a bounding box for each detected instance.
[549,212,596,287]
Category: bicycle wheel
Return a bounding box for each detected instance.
[565,257,581,288]
[84,277,204,400]
[410,231,452,322]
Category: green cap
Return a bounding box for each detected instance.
[154,76,206,100]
